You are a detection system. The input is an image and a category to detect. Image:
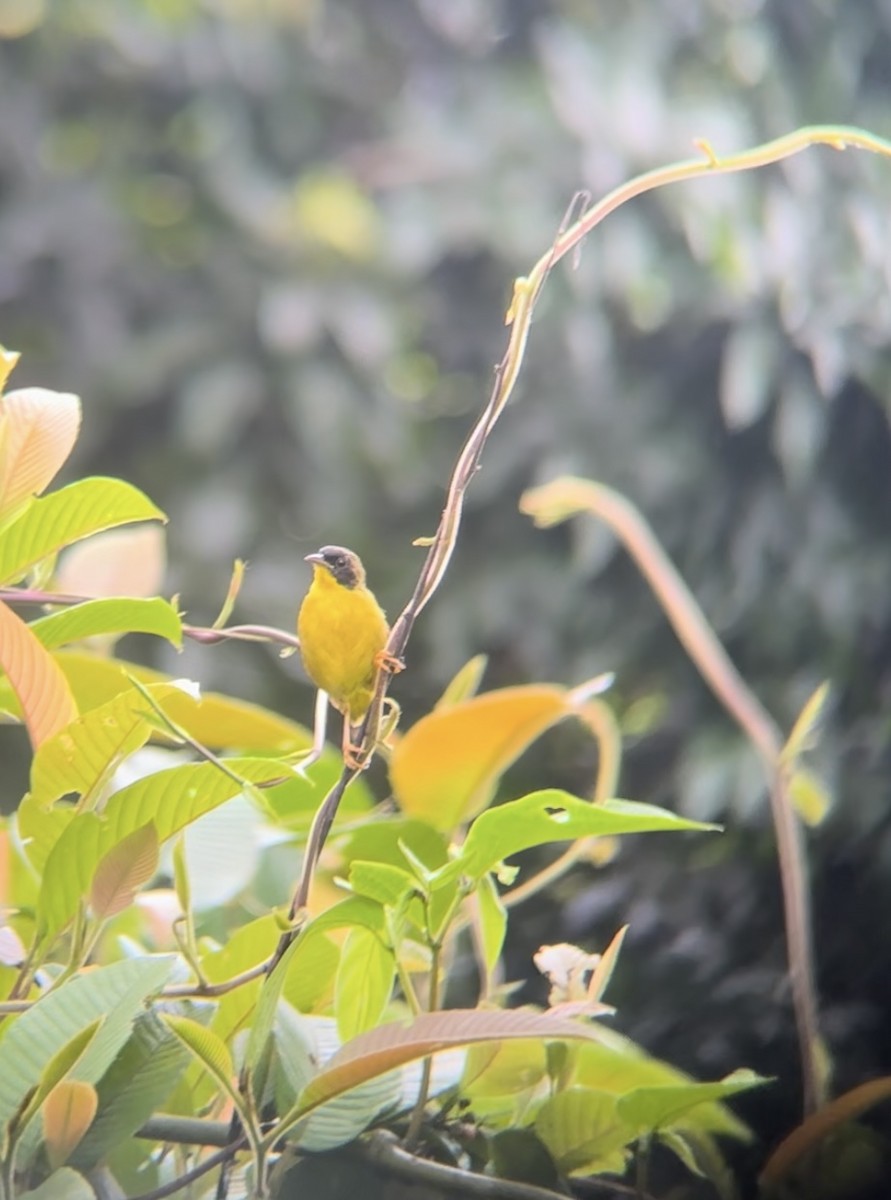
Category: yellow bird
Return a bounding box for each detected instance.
[298,545,399,768]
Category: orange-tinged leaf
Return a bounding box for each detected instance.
[297,1007,606,1114]
[90,823,160,920]
[42,1079,98,1169]
[0,388,81,517]
[760,1075,891,1183]
[390,686,569,831]
[55,524,166,601]
[0,599,77,747]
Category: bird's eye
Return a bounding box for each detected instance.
[334,555,346,568]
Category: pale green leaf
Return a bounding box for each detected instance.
[0,957,174,1132]
[617,1070,770,1133]
[347,860,417,908]
[475,872,507,979]
[334,927,394,1041]
[35,757,287,940]
[535,1088,634,1176]
[455,791,720,880]
[0,477,165,586]
[435,655,488,708]
[789,767,831,826]
[162,1016,238,1111]
[70,1013,189,1169]
[782,682,831,764]
[19,1168,94,1200]
[28,597,182,651]
[29,682,185,809]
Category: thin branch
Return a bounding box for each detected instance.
[521,476,819,1114]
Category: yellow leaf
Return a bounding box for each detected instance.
[389,685,569,832]
[0,346,19,392]
[0,387,81,517]
[42,1079,98,1169]
[0,600,78,747]
[788,767,831,826]
[782,681,831,764]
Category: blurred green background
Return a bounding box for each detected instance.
[3,0,891,1175]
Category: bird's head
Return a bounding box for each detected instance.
[304,545,365,589]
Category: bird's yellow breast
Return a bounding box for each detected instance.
[297,564,389,721]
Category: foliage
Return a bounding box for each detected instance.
[0,351,766,1197]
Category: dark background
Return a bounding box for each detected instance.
[3,0,891,1185]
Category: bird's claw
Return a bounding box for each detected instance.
[374,650,405,674]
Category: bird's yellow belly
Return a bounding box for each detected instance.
[298,584,389,720]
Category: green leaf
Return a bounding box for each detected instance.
[29,682,187,810]
[71,1013,190,1170]
[347,861,418,908]
[782,681,831,764]
[28,597,182,651]
[617,1070,771,1133]
[454,791,720,880]
[334,927,395,1041]
[0,957,174,1133]
[162,1015,241,1116]
[19,1168,95,1200]
[272,1004,319,1103]
[35,757,287,940]
[534,1088,634,1175]
[475,872,507,980]
[435,654,488,708]
[0,477,165,586]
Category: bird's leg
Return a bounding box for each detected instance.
[342,717,369,772]
[292,688,330,779]
[373,649,405,674]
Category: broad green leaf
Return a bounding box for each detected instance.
[42,1080,98,1169]
[70,1013,190,1170]
[475,872,507,980]
[0,477,165,586]
[35,758,287,940]
[617,1070,770,1133]
[334,927,395,1041]
[16,794,75,878]
[0,649,319,760]
[18,1168,94,1200]
[28,682,186,810]
[31,1021,103,1118]
[162,1016,239,1112]
[454,791,719,881]
[90,823,160,920]
[535,1088,633,1176]
[0,387,81,517]
[0,600,77,748]
[28,597,182,651]
[0,957,174,1131]
[390,685,569,831]
[347,860,418,908]
[571,1028,752,1140]
[290,1008,612,1121]
[272,1003,319,1103]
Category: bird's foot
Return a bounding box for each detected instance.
[374,649,405,674]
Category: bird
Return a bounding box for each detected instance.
[297,545,401,768]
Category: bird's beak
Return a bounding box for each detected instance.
[304,552,325,566]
